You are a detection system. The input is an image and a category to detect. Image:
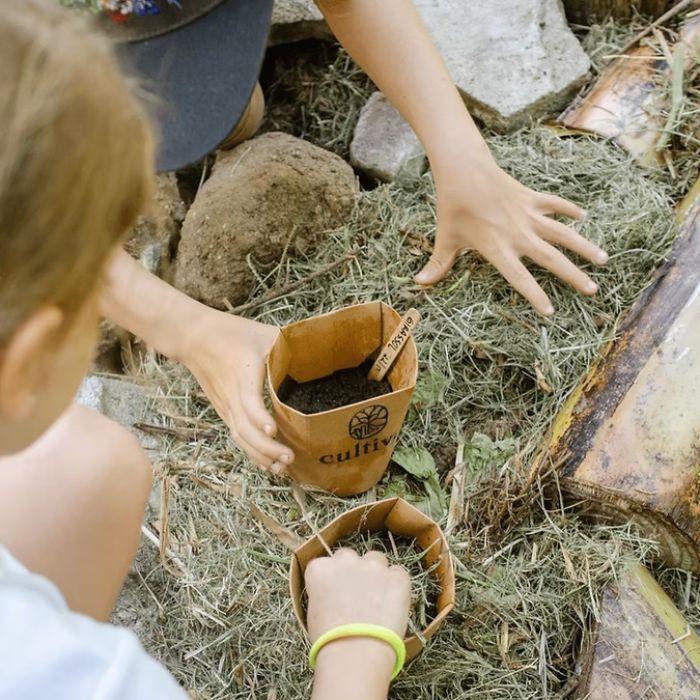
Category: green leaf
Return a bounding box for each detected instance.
[392,447,446,518]
[382,477,411,500]
[424,474,447,518]
[392,446,438,480]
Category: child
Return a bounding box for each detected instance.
[0,2,410,698]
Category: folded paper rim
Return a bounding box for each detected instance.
[267,301,418,419]
[289,497,455,660]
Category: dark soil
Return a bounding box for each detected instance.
[278,359,393,414]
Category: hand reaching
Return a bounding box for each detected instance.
[416,157,608,316]
[306,549,411,700]
[306,548,411,640]
[182,310,294,474]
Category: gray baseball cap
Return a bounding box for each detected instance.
[99,0,274,171]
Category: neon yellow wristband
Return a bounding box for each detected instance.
[308,623,406,680]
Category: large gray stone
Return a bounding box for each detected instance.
[75,376,161,455]
[350,93,427,183]
[270,0,332,45]
[415,0,590,130]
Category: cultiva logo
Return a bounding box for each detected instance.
[318,405,395,466]
[348,405,389,440]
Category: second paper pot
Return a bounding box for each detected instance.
[267,301,418,496]
[290,497,455,660]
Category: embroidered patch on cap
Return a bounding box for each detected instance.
[58,0,182,21]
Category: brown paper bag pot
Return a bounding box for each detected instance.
[289,497,456,660]
[267,302,418,496]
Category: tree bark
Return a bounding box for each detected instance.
[533,185,700,571]
[576,561,700,699]
[559,17,700,166]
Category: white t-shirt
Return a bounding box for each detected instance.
[0,546,188,699]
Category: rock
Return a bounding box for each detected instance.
[75,376,161,455]
[173,132,358,309]
[350,92,427,182]
[415,0,590,130]
[125,173,185,281]
[270,0,332,45]
[351,0,590,158]
[110,540,164,643]
[93,319,128,374]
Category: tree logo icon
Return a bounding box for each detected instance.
[348,405,389,440]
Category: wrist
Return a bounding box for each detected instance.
[102,250,212,363]
[166,299,211,365]
[430,143,498,181]
[423,113,495,173]
[311,637,396,700]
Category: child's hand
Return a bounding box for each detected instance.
[182,310,294,474]
[306,549,411,700]
[306,548,411,640]
[416,156,609,317]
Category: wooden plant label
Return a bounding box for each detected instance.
[367,308,420,382]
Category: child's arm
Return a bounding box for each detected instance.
[305,549,411,700]
[315,0,609,316]
[101,250,294,473]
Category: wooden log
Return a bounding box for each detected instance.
[532,186,700,571]
[563,0,673,24]
[559,16,700,166]
[576,561,700,699]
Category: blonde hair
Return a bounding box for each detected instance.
[0,0,154,341]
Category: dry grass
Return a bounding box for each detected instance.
[260,42,374,161]
[115,15,700,700]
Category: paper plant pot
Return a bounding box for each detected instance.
[267,302,418,496]
[289,497,455,660]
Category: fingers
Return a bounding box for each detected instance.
[229,425,274,471]
[485,250,554,317]
[305,548,358,588]
[536,193,586,220]
[310,548,393,568]
[527,241,598,297]
[233,414,293,472]
[239,361,279,437]
[232,362,295,473]
[415,241,457,286]
[335,547,361,562]
[536,216,608,266]
[362,551,388,566]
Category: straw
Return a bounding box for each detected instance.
[113,16,700,699]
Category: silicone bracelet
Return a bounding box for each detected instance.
[308,623,406,680]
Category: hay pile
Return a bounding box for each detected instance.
[120,16,700,700]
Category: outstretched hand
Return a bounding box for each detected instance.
[182,310,294,475]
[416,157,609,316]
